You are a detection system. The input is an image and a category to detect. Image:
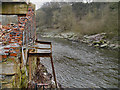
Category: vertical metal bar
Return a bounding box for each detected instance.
[36,57,40,68]
[34,13,36,41]
[43,85,45,90]
[50,44,57,88]
[26,22,28,47]
[31,17,33,45]
[35,83,37,90]
[22,47,28,76]
[29,56,32,81]
[23,31,24,46]
[50,56,57,88]
[21,51,23,68]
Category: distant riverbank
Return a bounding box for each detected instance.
[37,31,119,50]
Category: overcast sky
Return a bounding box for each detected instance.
[30,0,120,10]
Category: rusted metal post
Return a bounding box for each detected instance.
[50,44,57,88]
[50,56,57,88]
[29,56,32,81]
[20,52,23,68]
[0,55,2,62]
[36,57,40,68]
[34,14,36,43]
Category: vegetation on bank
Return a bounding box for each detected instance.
[36,2,118,42]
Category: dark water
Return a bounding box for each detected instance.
[38,37,118,88]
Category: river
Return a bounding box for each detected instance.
[37,37,118,88]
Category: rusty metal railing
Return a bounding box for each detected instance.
[29,39,57,88]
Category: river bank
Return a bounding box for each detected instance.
[39,31,119,50]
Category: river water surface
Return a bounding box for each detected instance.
[38,37,118,88]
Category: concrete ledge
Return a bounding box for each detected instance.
[0,2,28,15]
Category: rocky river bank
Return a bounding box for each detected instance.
[40,32,119,50]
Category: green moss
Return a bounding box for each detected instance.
[21,67,25,74]
[21,73,28,88]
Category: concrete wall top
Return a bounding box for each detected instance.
[0,0,35,15]
[0,0,30,4]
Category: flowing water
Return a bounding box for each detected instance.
[38,37,118,88]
